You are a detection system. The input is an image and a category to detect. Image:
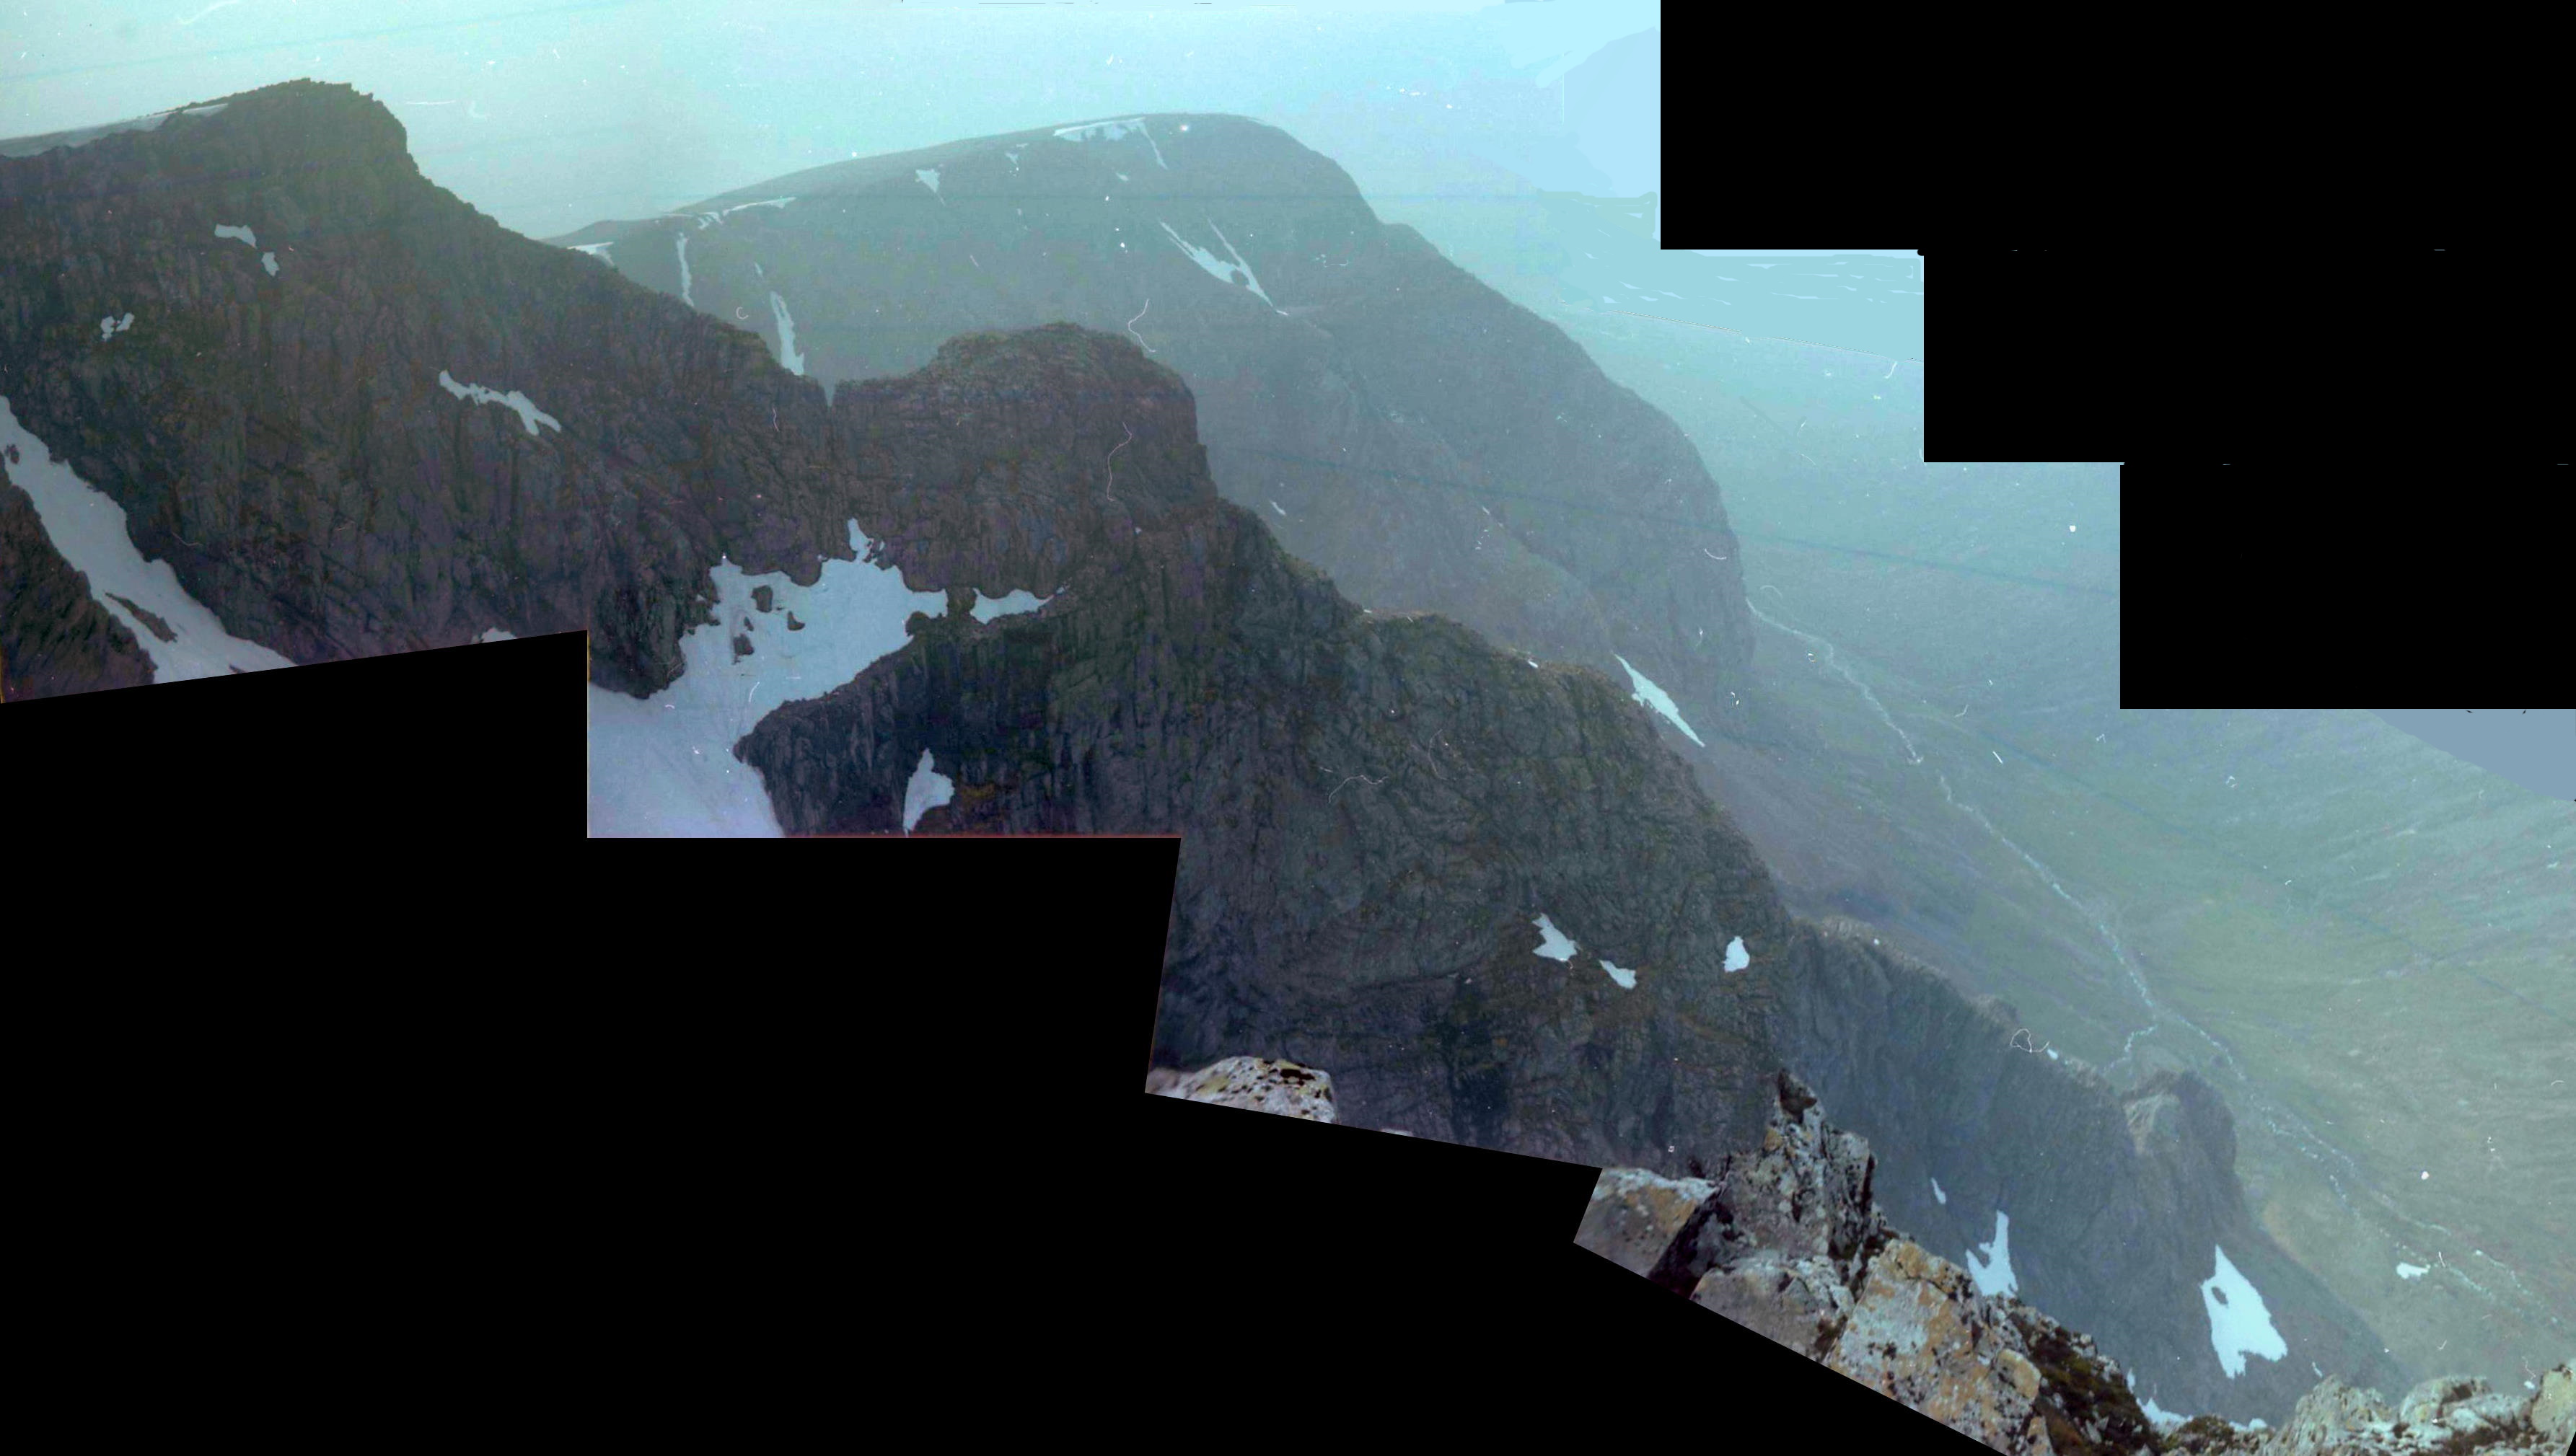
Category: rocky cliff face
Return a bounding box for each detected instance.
[4,81,2409,1435]
[1757,918,2414,1426]
[0,80,852,700]
[1596,1069,2163,1455]
[742,321,1793,1166]
[545,110,1753,736]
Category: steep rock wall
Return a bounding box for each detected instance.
[1763,916,2412,1425]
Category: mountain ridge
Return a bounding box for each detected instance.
[0,80,2407,1426]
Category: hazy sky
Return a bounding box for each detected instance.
[0,0,1895,265]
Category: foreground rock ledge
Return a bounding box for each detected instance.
[1148,1054,2573,1456]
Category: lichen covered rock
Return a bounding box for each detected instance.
[1576,1168,1716,1277]
[2160,1364,2572,1454]
[1144,1056,1335,1121]
[1594,1069,2160,1455]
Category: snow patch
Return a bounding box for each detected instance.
[0,394,297,681]
[1930,1177,1946,1205]
[568,241,615,263]
[1158,219,1282,311]
[708,195,794,222]
[437,370,561,436]
[675,234,693,307]
[969,588,1052,623]
[478,628,516,643]
[1531,913,1577,962]
[1614,653,1704,745]
[768,292,804,375]
[1722,935,1750,972]
[213,223,256,248]
[1269,500,1288,516]
[586,519,951,837]
[913,167,941,195]
[2201,1245,2288,1378]
[97,312,134,340]
[1965,1209,2018,1297]
[902,748,954,834]
[1601,959,1637,989]
[2395,1262,2428,1280]
[261,251,277,276]
[1052,115,1169,169]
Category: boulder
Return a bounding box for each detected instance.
[2531,1361,2576,1449]
[1576,1168,1716,1278]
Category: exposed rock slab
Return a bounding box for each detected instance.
[1575,1168,1716,1279]
[1145,1056,1336,1121]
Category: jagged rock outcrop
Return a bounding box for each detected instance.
[2157,1365,2575,1454]
[747,317,1791,1165]
[1146,1057,1337,1122]
[1173,1057,2565,1455]
[548,110,1753,731]
[1596,1069,2163,1456]
[1756,917,2413,1426]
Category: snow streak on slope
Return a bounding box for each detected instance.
[437,371,561,436]
[968,588,1051,622]
[676,234,693,306]
[1615,653,1703,746]
[586,519,949,837]
[1158,219,1283,311]
[671,197,797,229]
[768,293,804,376]
[902,748,953,834]
[1052,116,1169,169]
[0,395,296,680]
